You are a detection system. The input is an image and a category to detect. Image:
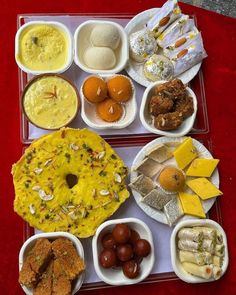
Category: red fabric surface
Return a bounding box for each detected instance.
[0,0,236,294]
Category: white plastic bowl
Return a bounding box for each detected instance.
[15,21,73,75]
[80,74,137,129]
[92,217,155,285]
[140,80,197,137]
[74,20,129,74]
[19,232,85,295]
[170,219,229,283]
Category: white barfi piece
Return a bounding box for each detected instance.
[182,262,213,279]
[134,157,164,178]
[141,188,174,210]
[146,143,172,163]
[129,174,156,196]
[163,197,183,226]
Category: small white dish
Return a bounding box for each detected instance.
[74,20,129,74]
[140,80,197,137]
[15,21,73,75]
[92,217,155,286]
[80,74,137,129]
[170,219,229,283]
[19,232,85,295]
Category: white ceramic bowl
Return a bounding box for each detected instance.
[170,219,229,283]
[74,20,129,74]
[80,74,137,129]
[92,217,155,285]
[19,232,85,295]
[15,21,73,75]
[140,80,197,137]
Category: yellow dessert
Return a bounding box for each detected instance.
[178,192,206,218]
[82,76,107,103]
[173,137,198,169]
[186,158,219,177]
[12,128,129,238]
[107,76,133,102]
[23,75,79,130]
[16,24,69,71]
[186,178,223,200]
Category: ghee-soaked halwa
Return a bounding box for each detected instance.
[12,128,129,238]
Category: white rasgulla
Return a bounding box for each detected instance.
[84,47,116,70]
[90,24,121,50]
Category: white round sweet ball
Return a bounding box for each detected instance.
[84,47,116,70]
[90,24,121,50]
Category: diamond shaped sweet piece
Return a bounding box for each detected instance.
[142,188,175,210]
[173,137,198,169]
[178,191,206,218]
[163,197,184,226]
[134,158,164,178]
[129,174,156,196]
[146,143,173,163]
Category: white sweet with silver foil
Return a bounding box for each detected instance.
[147,0,182,36]
[163,197,183,226]
[157,15,195,48]
[171,33,207,77]
[143,54,174,81]
[163,29,199,58]
[129,28,157,62]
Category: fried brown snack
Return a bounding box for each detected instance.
[149,95,174,116]
[154,79,186,100]
[174,96,194,119]
[19,238,52,289]
[52,238,85,280]
[33,260,53,295]
[52,259,72,295]
[154,112,184,130]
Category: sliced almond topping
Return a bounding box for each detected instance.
[92,188,96,198]
[29,204,36,215]
[44,159,53,166]
[69,143,79,151]
[38,189,54,201]
[96,151,105,159]
[161,117,166,126]
[114,191,120,202]
[117,90,123,95]
[32,185,41,191]
[68,211,77,220]
[34,167,43,175]
[100,190,110,196]
[97,86,101,96]
[114,172,122,183]
[108,106,114,114]
[102,200,112,207]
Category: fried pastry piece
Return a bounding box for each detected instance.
[19,238,52,288]
[149,95,174,116]
[154,79,186,100]
[154,111,183,130]
[175,96,194,119]
[52,238,85,280]
[33,260,53,295]
[52,259,72,295]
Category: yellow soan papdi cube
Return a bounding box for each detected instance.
[186,177,223,200]
[186,158,219,177]
[178,192,206,218]
[173,137,198,169]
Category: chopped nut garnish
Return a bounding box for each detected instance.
[34,167,43,175]
[38,189,54,201]
[44,159,53,166]
[29,204,36,214]
[99,190,110,196]
[69,143,79,151]
[32,185,41,191]
[96,151,105,159]
[114,172,122,183]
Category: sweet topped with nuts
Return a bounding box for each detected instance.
[12,128,129,238]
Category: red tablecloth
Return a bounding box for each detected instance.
[1,0,236,294]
